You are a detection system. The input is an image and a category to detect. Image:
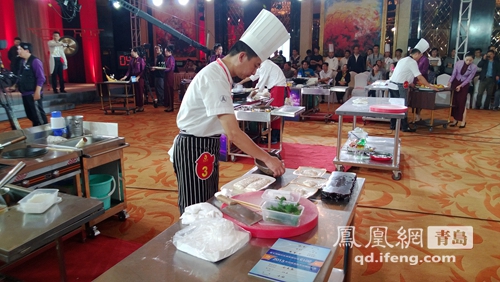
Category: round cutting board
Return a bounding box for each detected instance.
[222,190,318,238]
[369,104,408,113]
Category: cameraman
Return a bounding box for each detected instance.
[120,47,146,112]
[8,42,48,126]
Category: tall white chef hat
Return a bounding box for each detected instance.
[414,39,430,53]
[329,44,334,53]
[240,9,290,61]
[384,43,391,52]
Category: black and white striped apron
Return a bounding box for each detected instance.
[173,132,221,214]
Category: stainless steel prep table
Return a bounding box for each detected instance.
[334,97,405,180]
[228,105,305,161]
[95,168,365,282]
[0,185,104,280]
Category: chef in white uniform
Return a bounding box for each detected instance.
[238,59,287,143]
[171,10,288,214]
[388,39,438,132]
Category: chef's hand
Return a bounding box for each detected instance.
[264,156,285,177]
[136,76,140,80]
[120,77,126,81]
[455,85,461,92]
[447,82,451,88]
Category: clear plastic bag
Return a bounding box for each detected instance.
[173,218,250,262]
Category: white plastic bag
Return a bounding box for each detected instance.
[173,218,250,262]
[180,202,222,225]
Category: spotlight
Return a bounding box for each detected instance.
[178,0,189,5]
[112,0,120,8]
[152,0,163,6]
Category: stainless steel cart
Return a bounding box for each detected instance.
[334,97,406,180]
[228,105,305,161]
[300,86,333,123]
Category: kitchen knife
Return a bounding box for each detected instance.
[216,195,262,226]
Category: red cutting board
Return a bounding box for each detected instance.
[222,190,318,238]
[369,104,408,113]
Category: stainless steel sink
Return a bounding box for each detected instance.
[54,135,110,148]
[0,185,30,208]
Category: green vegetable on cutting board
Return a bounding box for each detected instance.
[267,197,302,215]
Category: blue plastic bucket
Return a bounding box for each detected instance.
[88,174,116,210]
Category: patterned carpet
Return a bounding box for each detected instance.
[2,100,500,281]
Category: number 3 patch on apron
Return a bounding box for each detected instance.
[195,152,215,180]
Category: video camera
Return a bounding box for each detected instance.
[0,70,17,87]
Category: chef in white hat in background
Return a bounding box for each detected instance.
[238,58,287,144]
[170,10,288,214]
[324,44,339,73]
[383,43,394,74]
[388,38,438,132]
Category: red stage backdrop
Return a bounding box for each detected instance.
[0,0,18,70]
[323,0,383,55]
[152,0,198,58]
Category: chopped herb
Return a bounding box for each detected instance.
[267,197,301,215]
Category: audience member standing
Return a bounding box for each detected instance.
[9,43,48,126]
[443,49,455,75]
[476,50,500,109]
[347,45,365,73]
[163,46,176,112]
[366,44,384,71]
[7,37,21,74]
[340,50,350,69]
[151,45,165,107]
[209,43,224,63]
[47,31,68,93]
[290,49,300,69]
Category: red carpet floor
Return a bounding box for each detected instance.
[3,235,142,282]
[239,142,341,172]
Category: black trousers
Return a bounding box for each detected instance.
[51,57,65,91]
[173,133,220,214]
[22,94,48,126]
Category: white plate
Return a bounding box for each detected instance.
[293,166,327,178]
[291,177,328,189]
[221,174,276,196]
[280,183,318,198]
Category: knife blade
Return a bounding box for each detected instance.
[216,195,262,226]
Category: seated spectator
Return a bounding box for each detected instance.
[367,64,384,97]
[184,59,197,72]
[335,64,351,103]
[297,60,316,77]
[282,62,295,78]
[319,62,333,103]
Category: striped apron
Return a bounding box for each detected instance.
[173,132,221,214]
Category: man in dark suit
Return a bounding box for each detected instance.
[347,45,366,73]
[476,50,500,109]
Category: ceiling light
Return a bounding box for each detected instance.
[112,0,120,8]
[152,0,163,6]
[178,0,189,5]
